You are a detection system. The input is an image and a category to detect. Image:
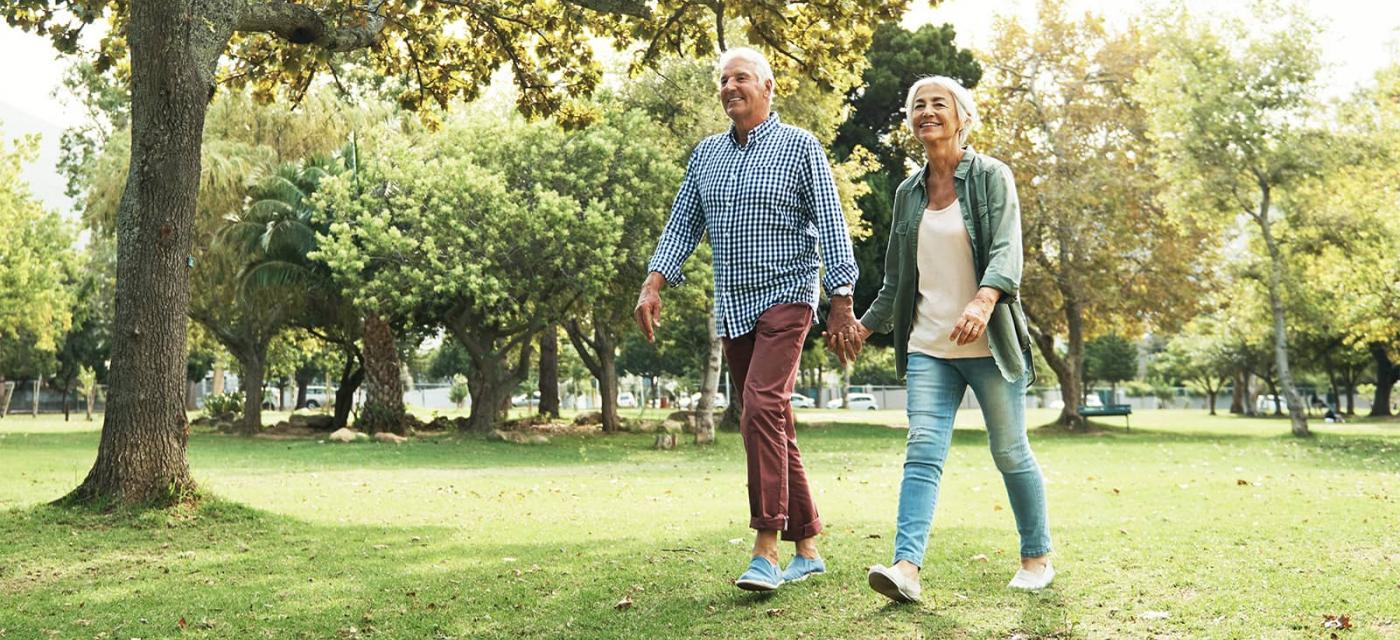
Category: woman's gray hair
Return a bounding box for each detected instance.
[717,47,775,98]
[905,76,979,146]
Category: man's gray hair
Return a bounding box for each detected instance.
[905,76,979,146]
[717,47,775,98]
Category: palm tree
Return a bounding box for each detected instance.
[218,143,403,431]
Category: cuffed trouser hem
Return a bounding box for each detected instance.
[750,516,788,531]
[780,517,822,542]
[1020,546,1053,558]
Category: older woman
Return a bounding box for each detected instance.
[830,76,1053,602]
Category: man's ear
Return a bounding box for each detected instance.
[765,78,774,99]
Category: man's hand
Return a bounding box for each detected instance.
[949,287,1001,346]
[634,272,666,342]
[823,295,863,364]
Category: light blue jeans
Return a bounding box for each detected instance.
[892,352,1052,566]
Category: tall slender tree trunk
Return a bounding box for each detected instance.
[538,326,560,418]
[0,377,10,418]
[1369,343,1396,418]
[360,312,407,434]
[185,380,198,412]
[1230,369,1245,414]
[61,382,72,421]
[58,0,229,506]
[1254,196,1308,436]
[212,366,225,395]
[694,304,722,445]
[85,381,95,421]
[32,378,41,417]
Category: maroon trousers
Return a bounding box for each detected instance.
[722,303,822,541]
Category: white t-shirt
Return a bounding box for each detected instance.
[907,198,993,359]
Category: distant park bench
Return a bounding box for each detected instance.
[1079,403,1132,430]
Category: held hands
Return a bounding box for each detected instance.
[634,273,666,342]
[949,288,1001,346]
[821,296,869,365]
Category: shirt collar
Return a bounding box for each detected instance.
[913,145,977,192]
[728,112,781,147]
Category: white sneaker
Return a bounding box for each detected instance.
[867,564,922,603]
[1008,561,1055,590]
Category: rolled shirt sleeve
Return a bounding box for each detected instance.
[646,148,707,286]
[800,136,859,295]
[978,162,1022,301]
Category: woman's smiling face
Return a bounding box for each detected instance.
[909,82,962,146]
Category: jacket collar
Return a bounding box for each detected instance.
[912,145,977,192]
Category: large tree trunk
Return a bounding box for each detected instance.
[694,305,722,445]
[564,316,622,433]
[57,0,226,506]
[333,353,364,429]
[1370,342,1396,418]
[1254,198,1308,436]
[359,312,407,434]
[538,326,560,418]
[460,337,533,432]
[237,349,266,435]
[598,345,620,432]
[1026,305,1086,430]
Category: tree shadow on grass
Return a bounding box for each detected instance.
[0,495,1099,639]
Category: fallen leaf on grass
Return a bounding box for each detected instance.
[970,554,989,563]
[727,538,744,545]
[1112,488,1120,495]
[1138,611,1170,620]
[1323,614,1352,630]
[866,534,882,539]
[615,595,633,611]
[178,617,187,630]
[1236,479,1250,486]
[766,608,784,617]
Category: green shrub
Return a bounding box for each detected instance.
[203,391,245,418]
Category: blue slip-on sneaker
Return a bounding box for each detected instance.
[734,556,783,591]
[781,555,827,583]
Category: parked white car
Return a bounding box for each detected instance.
[617,391,638,408]
[688,392,729,409]
[303,385,332,409]
[789,392,816,408]
[826,393,879,410]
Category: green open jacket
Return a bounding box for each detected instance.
[857,146,1036,384]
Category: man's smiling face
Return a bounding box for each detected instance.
[718,57,772,126]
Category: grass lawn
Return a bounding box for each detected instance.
[1,409,1397,639]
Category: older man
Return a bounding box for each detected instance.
[634,47,860,591]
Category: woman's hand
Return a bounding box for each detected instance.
[949,288,1001,346]
[823,323,873,364]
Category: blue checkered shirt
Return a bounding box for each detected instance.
[647,113,858,338]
